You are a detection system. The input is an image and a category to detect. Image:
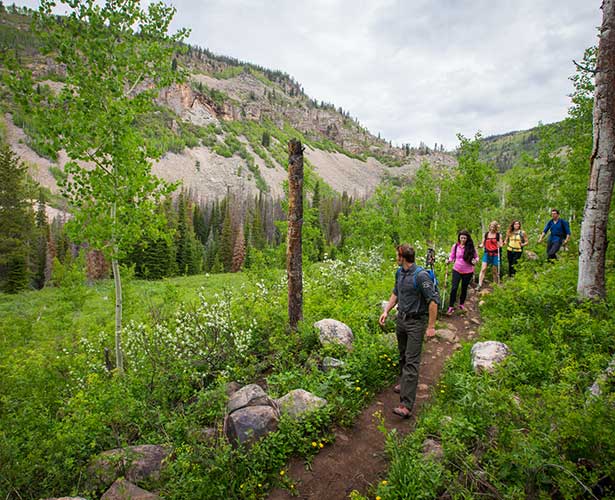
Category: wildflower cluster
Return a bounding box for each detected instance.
[123,289,258,385]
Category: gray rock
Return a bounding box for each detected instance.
[322,356,345,372]
[422,438,444,460]
[227,384,273,413]
[436,329,458,343]
[525,250,538,261]
[188,426,219,444]
[224,405,279,446]
[470,318,481,325]
[471,341,510,373]
[42,498,88,500]
[101,478,160,500]
[88,445,171,490]
[589,355,615,398]
[225,381,242,396]
[276,389,327,419]
[314,319,353,350]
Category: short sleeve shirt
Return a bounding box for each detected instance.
[393,264,440,316]
[543,219,570,242]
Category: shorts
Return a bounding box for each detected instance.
[482,253,499,266]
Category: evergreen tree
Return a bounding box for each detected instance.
[0,144,34,293]
[312,180,321,210]
[33,189,49,289]
[219,205,234,272]
[175,192,190,274]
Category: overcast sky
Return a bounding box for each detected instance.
[14,0,601,149]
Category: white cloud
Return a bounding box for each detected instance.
[12,0,601,148]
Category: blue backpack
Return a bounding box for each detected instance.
[396,265,439,291]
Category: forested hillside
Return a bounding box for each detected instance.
[1,2,614,500]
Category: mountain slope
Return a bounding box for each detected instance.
[0,7,455,201]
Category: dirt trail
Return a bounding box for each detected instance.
[269,288,485,500]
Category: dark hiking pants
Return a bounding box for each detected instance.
[507,250,522,276]
[547,239,562,260]
[449,270,473,308]
[396,314,427,411]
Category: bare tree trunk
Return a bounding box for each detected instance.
[111,201,124,373]
[287,139,304,330]
[578,0,615,300]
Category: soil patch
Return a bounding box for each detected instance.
[268,287,486,499]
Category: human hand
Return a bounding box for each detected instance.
[426,327,436,338]
[379,312,387,327]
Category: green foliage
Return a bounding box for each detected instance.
[0,250,400,499]
[0,142,34,292]
[375,256,615,499]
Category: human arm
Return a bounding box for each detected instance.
[379,293,398,326]
[563,221,571,245]
[449,244,456,263]
[426,300,437,337]
[521,231,529,247]
[538,221,551,243]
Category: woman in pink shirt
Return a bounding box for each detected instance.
[447,230,478,315]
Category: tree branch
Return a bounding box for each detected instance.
[125,72,144,97]
[573,59,597,75]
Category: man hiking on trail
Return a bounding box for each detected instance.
[477,221,502,290]
[379,244,440,419]
[537,209,571,260]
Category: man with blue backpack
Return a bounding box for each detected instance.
[537,209,571,259]
[379,244,440,419]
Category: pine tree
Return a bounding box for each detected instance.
[0,143,34,293]
[219,205,234,272]
[33,189,49,289]
[175,192,190,275]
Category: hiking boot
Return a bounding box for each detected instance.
[459,304,466,311]
[446,306,455,315]
[393,384,401,393]
[392,405,411,419]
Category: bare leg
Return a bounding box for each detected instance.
[478,261,487,287]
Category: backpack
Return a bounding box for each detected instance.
[484,232,500,256]
[396,265,438,292]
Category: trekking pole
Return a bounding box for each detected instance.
[497,246,501,285]
[441,261,449,313]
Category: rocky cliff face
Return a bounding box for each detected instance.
[1,10,456,201]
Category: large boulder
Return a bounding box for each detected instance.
[314,319,353,350]
[100,478,160,500]
[227,384,274,413]
[88,445,171,490]
[224,405,280,446]
[471,341,510,373]
[276,389,327,419]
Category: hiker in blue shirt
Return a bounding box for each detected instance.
[537,209,571,259]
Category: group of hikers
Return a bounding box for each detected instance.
[378,209,571,419]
